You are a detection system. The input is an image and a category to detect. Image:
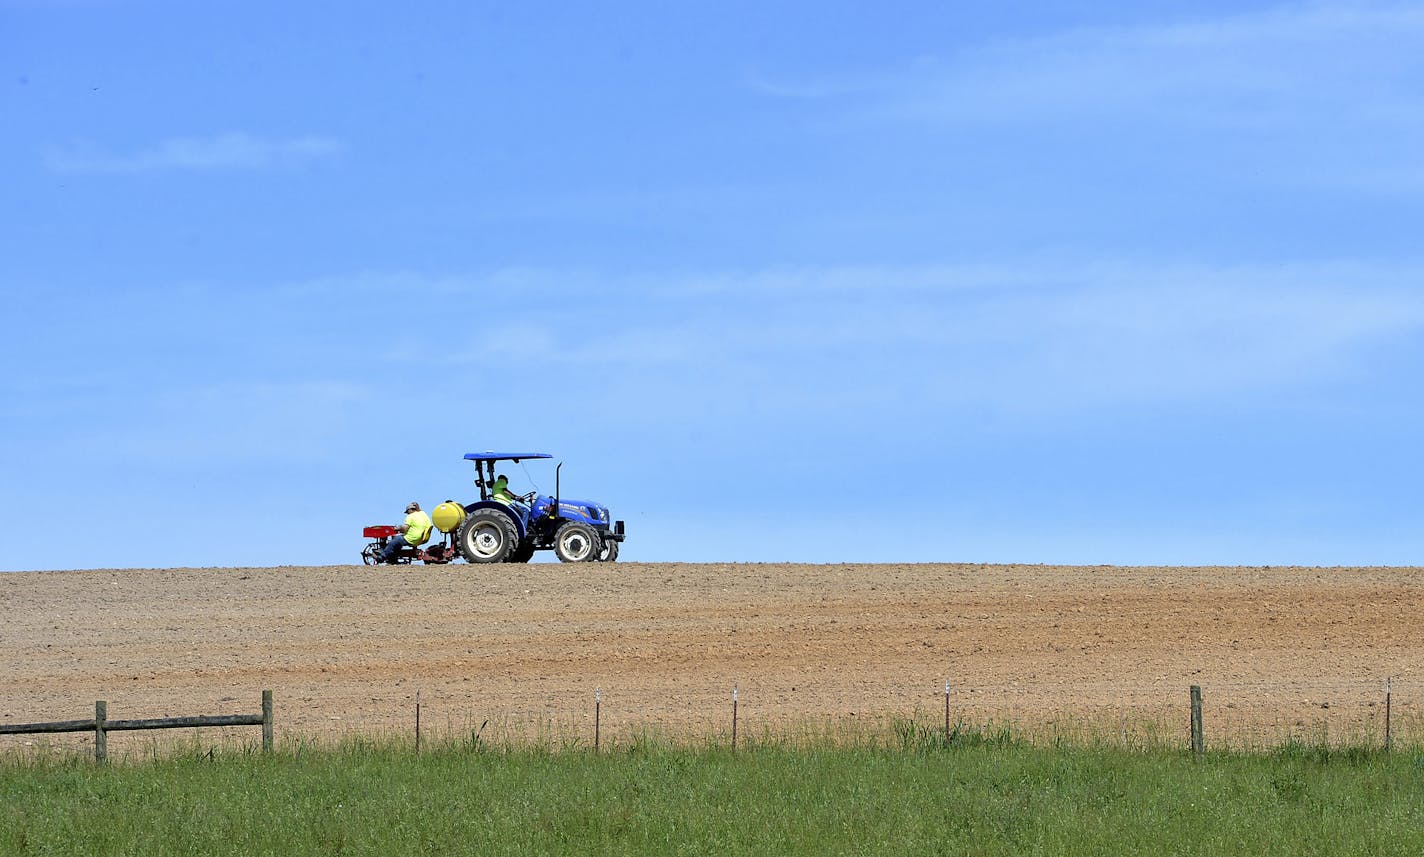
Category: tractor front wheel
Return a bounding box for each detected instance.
[458,509,516,564]
[554,522,598,563]
[597,540,619,562]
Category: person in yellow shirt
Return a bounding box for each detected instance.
[491,474,516,504]
[490,474,535,515]
[380,501,433,564]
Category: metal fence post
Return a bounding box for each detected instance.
[1385,677,1393,752]
[944,680,951,747]
[732,686,738,752]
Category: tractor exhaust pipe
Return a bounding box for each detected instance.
[551,462,562,517]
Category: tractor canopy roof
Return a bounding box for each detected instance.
[462,452,553,463]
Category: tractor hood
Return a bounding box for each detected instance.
[531,496,610,525]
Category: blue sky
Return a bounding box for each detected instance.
[4,0,1423,569]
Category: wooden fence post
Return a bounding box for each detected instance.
[95,701,107,764]
[262,690,273,753]
[1190,685,1204,759]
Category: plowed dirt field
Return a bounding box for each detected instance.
[3,564,1422,751]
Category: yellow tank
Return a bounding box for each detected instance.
[432,501,466,534]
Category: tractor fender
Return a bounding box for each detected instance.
[461,500,526,543]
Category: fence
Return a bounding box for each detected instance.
[0,679,1410,760]
[924,677,1414,752]
[0,691,272,762]
[390,679,1409,756]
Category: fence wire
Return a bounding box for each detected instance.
[2,676,1418,758]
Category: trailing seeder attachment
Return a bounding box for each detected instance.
[360,525,457,565]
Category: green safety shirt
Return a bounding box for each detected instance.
[491,477,515,504]
[403,510,433,546]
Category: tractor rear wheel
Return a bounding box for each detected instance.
[458,509,516,564]
[554,522,598,563]
[597,540,619,562]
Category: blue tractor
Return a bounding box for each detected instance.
[449,452,625,564]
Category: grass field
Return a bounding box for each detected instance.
[4,725,1423,856]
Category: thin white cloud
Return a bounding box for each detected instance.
[745,3,1424,192]
[665,263,1424,408]
[740,66,886,100]
[309,261,1424,416]
[751,3,1424,125]
[113,380,371,462]
[20,261,1418,432]
[44,133,343,173]
[900,3,1424,127]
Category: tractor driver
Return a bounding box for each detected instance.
[380,501,433,564]
[491,474,532,513]
[491,474,516,504]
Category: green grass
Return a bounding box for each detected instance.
[4,725,1424,856]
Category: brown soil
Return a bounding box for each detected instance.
[2,564,1422,749]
